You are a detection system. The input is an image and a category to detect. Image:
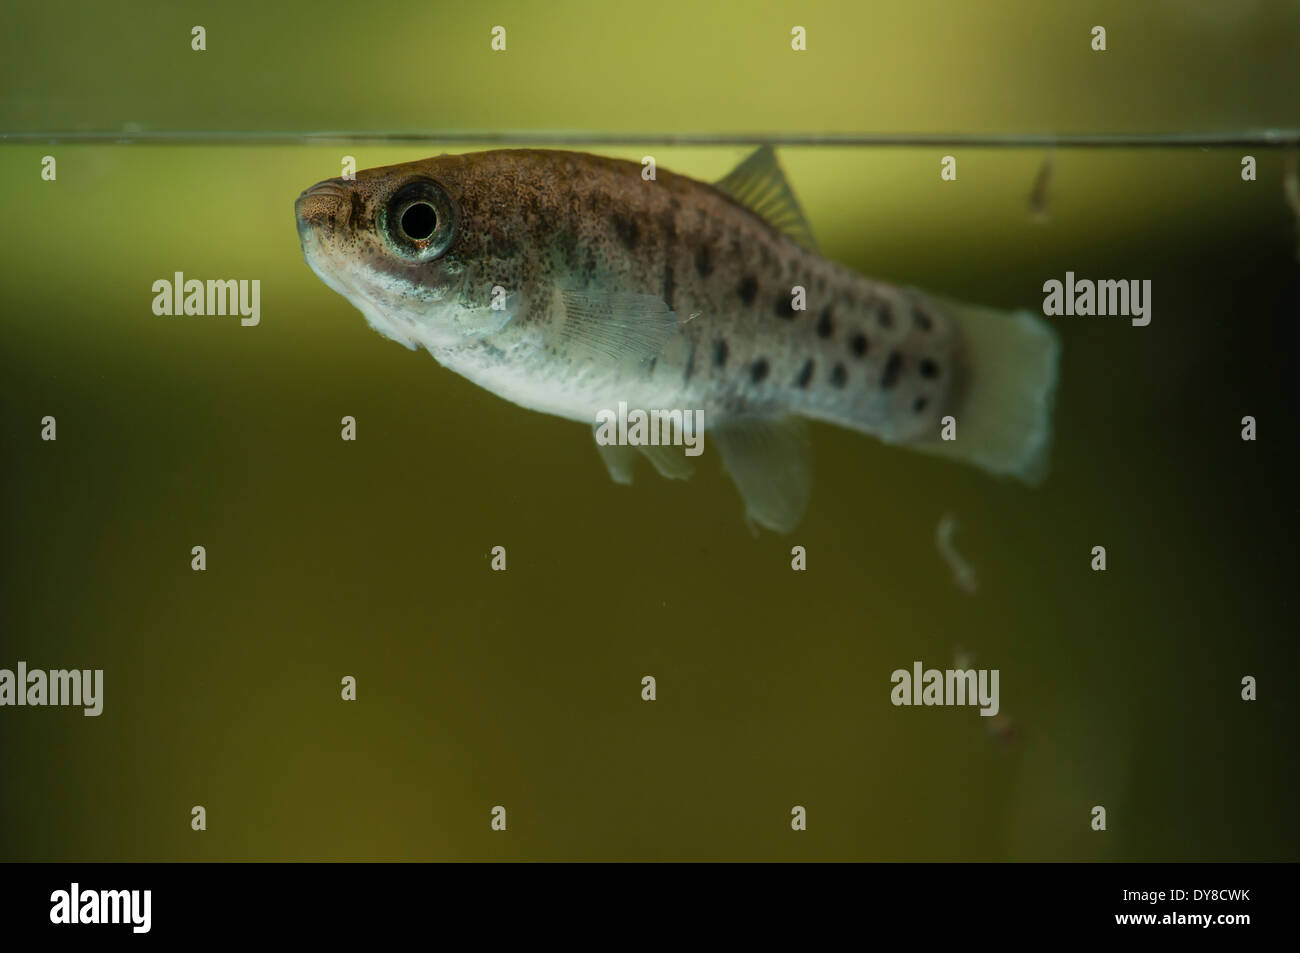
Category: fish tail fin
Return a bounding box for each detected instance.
[914,298,1061,484]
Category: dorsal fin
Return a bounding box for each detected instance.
[713,145,818,251]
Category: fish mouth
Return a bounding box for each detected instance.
[295,179,349,244]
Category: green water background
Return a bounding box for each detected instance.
[0,0,1297,860]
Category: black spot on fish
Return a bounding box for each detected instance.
[647,356,657,375]
[775,295,796,319]
[751,358,770,383]
[612,212,640,250]
[739,275,758,305]
[582,248,598,283]
[881,351,902,389]
[713,339,728,368]
[850,333,868,357]
[830,363,847,388]
[913,307,932,331]
[796,359,814,389]
[695,244,714,278]
[684,342,696,382]
[914,396,928,413]
[920,358,939,379]
[817,307,834,338]
[877,303,894,329]
[348,192,365,229]
[663,263,675,310]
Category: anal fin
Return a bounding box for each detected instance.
[712,416,812,534]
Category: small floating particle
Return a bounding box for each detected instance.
[936,512,979,594]
[1027,153,1054,223]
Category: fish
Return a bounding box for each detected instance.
[295,147,1060,532]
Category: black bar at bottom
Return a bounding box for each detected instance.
[0,861,1283,941]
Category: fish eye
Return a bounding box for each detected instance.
[383,179,456,261]
[401,202,438,240]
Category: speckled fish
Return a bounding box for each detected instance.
[295,147,1059,531]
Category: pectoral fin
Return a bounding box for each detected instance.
[713,417,812,534]
[553,289,679,366]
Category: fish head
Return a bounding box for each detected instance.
[295,155,487,350]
